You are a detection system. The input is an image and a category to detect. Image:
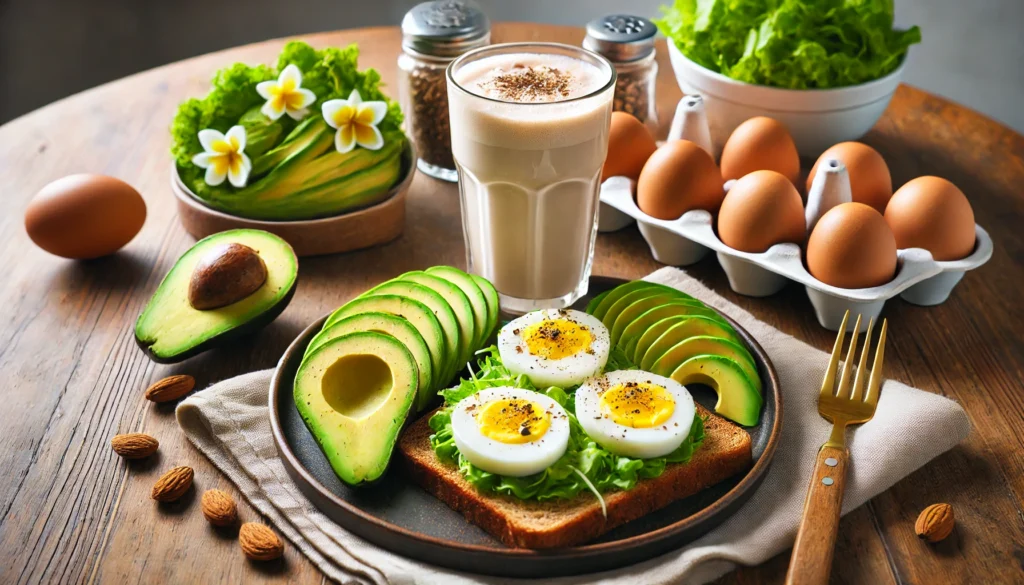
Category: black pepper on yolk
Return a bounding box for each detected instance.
[476,398,551,444]
[599,381,676,428]
[521,318,593,360]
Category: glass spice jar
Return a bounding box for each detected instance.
[583,15,658,130]
[399,0,490,182]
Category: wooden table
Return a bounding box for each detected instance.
[0,23,1021,585]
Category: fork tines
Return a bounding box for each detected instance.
[821,310,888,407]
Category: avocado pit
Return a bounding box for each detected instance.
[188,243,268,310]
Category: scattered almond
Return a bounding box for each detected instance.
[201,489,238,527]
[239,522,284,561]
[144,374,195,403]
[151,466,194,502]
[915,503,955,543]
[110,433,159,459]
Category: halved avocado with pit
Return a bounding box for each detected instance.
[649,335,761,394]
[305,312,435,410]
[134,229,297,363]
[294,331,419,486]
[669,355,762,426]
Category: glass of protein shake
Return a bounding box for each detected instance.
[447,43,615,313]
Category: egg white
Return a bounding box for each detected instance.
[497,309,610,389]
[450,387,571,477]
[575,371,696,459]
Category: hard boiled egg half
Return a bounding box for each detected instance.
[451,387,570,476]
[576,371,696,459]
[498,309,610,388]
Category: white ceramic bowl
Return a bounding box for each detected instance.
[667,40,907,157]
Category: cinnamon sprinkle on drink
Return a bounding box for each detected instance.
[480,66,574,102]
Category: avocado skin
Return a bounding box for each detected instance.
[134,229,299,364]
[135,279,297,364]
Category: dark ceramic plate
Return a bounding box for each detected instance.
[269,276,782,578]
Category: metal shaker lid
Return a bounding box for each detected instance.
[583,15,657,62]
[401,0,490,58]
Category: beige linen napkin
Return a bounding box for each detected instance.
[177,267,970,585]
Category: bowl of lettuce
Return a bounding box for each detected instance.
[171,41,411,222]
[655,0,921,155]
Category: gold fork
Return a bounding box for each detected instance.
[785,311,887,585]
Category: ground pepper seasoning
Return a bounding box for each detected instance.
[398,1,490,182]
[583,15,658,129]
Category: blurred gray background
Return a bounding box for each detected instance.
[1,0,1022,131]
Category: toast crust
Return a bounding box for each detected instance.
[397,405,752,549]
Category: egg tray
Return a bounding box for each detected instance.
[597,178,993,331]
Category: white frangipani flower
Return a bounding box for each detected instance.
[321,89,387,153]
[191,126,251,188]
[256,64,316,121]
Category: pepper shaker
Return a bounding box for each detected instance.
[583,15,658,129]
[399,0,490,182]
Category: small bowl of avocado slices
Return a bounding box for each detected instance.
[134,229,298,364]
[169,41,416,257]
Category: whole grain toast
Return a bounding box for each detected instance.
[397,404,752,549]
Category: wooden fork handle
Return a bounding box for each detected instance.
[785,445,849,585]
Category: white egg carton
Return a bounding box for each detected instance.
[598,96,994,331]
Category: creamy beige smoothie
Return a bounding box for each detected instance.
[447,44,615,312]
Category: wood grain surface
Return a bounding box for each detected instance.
[0,23,1021,585]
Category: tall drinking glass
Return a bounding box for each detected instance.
[447,43,615,313]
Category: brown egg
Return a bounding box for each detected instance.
[807,202,897,289]
[807,142,892,212]
[25,174,146,259]
[602,112,658,181]
[717,170,805,253]
[720,117,800,186]
[885,176,975,261]
[637,140,723,220]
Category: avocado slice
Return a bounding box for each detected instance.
[669,355,763,426]
[360,281,460,385]
[649,336,761,394]
[470,273,500,342]
[134,229,297,363]
[639,315,740,371]
[610,292,703,346]
[326,295,446,390]
[305,312,435,410]
[425,266,490,349]
[600,286,693,334]
[589,281,694,321]
[621,301,729,359]
[584,289,611,315]
[398,271,476,372]
[294,331,419,485]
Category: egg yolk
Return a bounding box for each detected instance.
[521,318,593,360]
[477,398,551,444]
[599,382,675,428]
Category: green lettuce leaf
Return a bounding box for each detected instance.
[655,0,921,89]
[428,346,706,501]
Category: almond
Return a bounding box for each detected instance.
[144,375,195,403]
[239,523,284,561]
[201,489,238,527]
[110,433,159,459]
[151,466,194,502]
[915,503,955,543]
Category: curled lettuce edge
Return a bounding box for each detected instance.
[427,346,707,503]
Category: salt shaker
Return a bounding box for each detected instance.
[399,0,490,182]
[583,15,658,129]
